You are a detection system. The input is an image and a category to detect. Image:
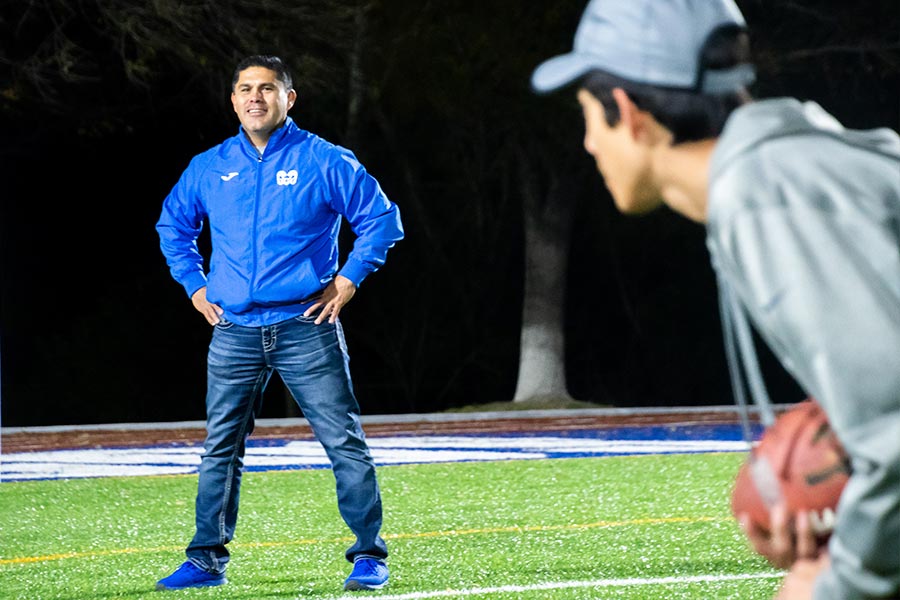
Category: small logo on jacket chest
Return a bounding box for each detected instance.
[277,170,298,186]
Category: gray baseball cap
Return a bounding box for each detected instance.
[531,0,755,94]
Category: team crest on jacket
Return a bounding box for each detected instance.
[277,169,299,186]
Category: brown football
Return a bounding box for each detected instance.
[731,398,850,544]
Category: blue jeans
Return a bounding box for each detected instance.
[186,315,387,573]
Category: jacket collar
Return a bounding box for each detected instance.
[236,116,297,158]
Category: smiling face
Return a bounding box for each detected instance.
[577,88,663,215]
[231,66,296,147]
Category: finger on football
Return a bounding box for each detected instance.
[795,510,821,560]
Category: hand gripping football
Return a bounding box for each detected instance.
[731,398,851,543]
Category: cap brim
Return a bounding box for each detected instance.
[531,53,596,94]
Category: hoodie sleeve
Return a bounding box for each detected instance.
[156,155,210,298]
[326,149,404,287]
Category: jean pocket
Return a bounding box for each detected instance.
[215,316,235,330]
[293,313,318,324]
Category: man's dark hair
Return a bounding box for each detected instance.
[581,25,752,144]
[232,55,293,90]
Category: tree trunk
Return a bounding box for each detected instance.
[513,157,576,402]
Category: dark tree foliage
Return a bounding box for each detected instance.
[1,0,897,425]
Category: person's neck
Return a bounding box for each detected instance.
[244,120,286,155]
[246,132,269,155]
[653,139,716,224]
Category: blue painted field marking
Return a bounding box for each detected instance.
[0,423,760,482]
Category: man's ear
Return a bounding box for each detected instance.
[287,89,297,111]
[611,87,646,141]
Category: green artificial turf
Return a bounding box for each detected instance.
[0,453,780,599]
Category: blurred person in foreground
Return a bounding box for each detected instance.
[156,54,403,592]
[530,1,900,598]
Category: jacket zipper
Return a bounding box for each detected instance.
[249,150,263,306]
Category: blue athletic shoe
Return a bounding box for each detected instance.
[343,557,389,591]
[156,561,226,591]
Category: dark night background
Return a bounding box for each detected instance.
[1,1,898,427]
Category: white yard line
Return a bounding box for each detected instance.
[329,572,783,599]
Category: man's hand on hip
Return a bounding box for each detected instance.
[191,287,224,325]
[304,275,357,325]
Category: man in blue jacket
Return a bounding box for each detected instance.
[156,55,403,592]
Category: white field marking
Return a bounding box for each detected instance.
[367,436,747,452]
[0,436,748,481]
[327,572,784,600]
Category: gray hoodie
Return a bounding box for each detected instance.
[707,98,900,599]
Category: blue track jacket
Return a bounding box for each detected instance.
[157,117,404,326]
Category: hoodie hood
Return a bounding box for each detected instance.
[712,98,900,177]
